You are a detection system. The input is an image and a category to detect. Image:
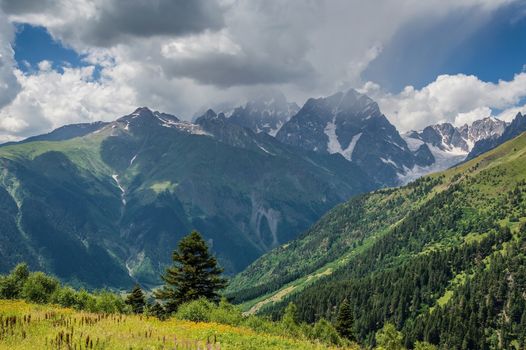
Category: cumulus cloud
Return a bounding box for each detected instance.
[0,65,136,140]
[0,0,523,141]
[455,107,492,126]
[0,7,20,109]
[496,104,526,122]
[362,73,526,131]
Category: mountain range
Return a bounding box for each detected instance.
[0,88,523,291]
[226,130,526,348]
[0,106,372,288]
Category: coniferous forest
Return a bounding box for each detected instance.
[227,134,526,349]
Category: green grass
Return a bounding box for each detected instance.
[150,181,178,194]
[0,132,112,178]
[0,300,355,350]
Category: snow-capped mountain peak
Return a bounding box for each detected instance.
[226,91,299,136]
[276,89,426,186]
[399,116,508,184]
[459,117,506,149]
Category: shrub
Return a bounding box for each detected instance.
[94,290,128,313]
[51,286,79,308]
[21,272,60,304]
[209,298,244,326]
[75,289,97,311]
[280,302,301,336]
[243,314,277,334]
[0,263,29,299]
[309,318,343,346]
[375,323,405,350]
[146,302,167,320]
[175,298,213,322]
[414,341,438,350]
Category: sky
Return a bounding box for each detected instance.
[0,0,525,142]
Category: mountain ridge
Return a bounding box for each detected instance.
[227,131,526,347]
[0,106,374,289]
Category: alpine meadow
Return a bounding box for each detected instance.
[0,1,526,349]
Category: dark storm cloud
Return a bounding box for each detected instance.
[161,52,316,87]
[81,0,225,47]
[1,0,225,47]
[0,0,59,14]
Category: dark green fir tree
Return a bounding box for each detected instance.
[149,302,166,320]
[154,231,227,313]
[336,298,355,341]
[125,284,146,314]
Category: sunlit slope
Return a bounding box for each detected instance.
[227,133,526,347]
[0,300,352,350]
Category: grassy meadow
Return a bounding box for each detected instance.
[0,300,355,350]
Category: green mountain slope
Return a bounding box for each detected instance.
[227,132,526,348]
[0,108,374,288]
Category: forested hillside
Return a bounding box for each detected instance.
[228,132,526,348]
[0,107,372,288]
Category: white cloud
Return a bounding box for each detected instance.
[0,65,137,140]
[363,73,526,131]
[0,8,20,109]
[496,104,526,122]
[161,30,242,59]
[455,106,492,126]
[37,60,52,71]
[0,0,523,141]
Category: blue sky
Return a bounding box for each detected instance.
[14,24,84,73]
[365,2,526,90]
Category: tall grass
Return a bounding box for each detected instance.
[0,300,352,349]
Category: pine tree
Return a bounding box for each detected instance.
[125,284,146,314]
[335,298,355,340]
[154,231,227,313]
[148,302,166,320]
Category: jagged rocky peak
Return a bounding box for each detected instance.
[228,90,299,136]
[459,117,506,147]
[421,123,469,152]
[277,88,405,154]
[113,107,211,136]
[277,88,421,186]
[324,88,380,117]
[117,107,178,125]
[399,115,511,185]
[406,116,507,155]
[467,112,526,160]
[195,109,225,122]
[194,108,254,144]
[501,112,525,138]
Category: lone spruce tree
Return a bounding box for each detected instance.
[336,298,355,341]
[125,284,146,314]
[155,231,227,313]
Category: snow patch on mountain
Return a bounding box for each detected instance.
[404,136,425,152]
[154,112,211,136]
[324,117,362,161]
[324,117,340,154]
[398,144,467,185]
